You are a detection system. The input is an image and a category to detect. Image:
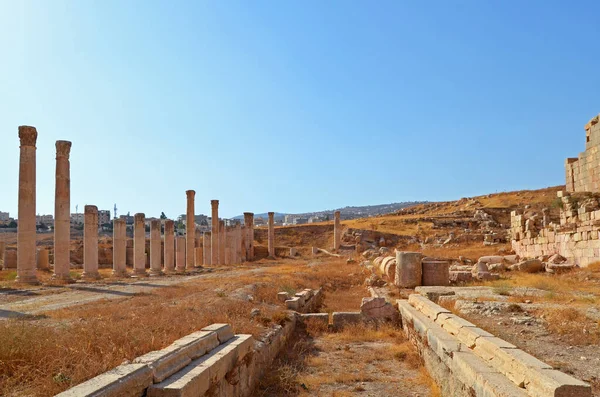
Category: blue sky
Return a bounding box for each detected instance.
[1,1,599,219]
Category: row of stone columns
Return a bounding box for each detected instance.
[11,125,263,283]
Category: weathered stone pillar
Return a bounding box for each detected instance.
[195,229,203,267]
[0,242,5,268]
[203,232,211,266]
[149,220,162,276]
[175,236,186,272]
[395,251,424,288]
[82,205,100,280]
[224,227,231,266]
[211,200,219,265]
[186,190,196,270]
[164,220,175,273]
[241,226,246,262]
[112,218,127,276]
[16,126,38,284]
[4,249,17,269]
[133,213,147,276]
[37,248,49,270]
[244,212,254,261]
[268,212,275,258]
[53,140,73,281]
[236,223,242,264]
[218,220,225,265]
[334,210,341,251]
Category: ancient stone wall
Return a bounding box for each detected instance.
[566,114,600,192]
[511,191,600,267]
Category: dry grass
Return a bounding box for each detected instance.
[0,258,369,396]
[540,307,600,345]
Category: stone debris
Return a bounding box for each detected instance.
[514,259,544,273]
[360,297,398,322]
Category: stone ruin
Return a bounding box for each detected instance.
[2,125,278,283]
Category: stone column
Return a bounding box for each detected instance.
[37,248,49,270]
[149,220,162,276]
[112,218,127,276]
[219,220,225,265]
[268,212,275,258]
[16,126,38,284]
[53,140,73,281]
[224,227,231,265]
[0,241,5,268]
[334,210,341,251]
[133,213,147,276]
[195,229,203,267]
[175,236,186,272]
[82,205,100,279]
[395,251,424,288]
[236,223,242,264]
[211,200,219,265]
[203,232,211,266]
[244,212,254,261]
[164,220,175,273]
[186,190,196,269]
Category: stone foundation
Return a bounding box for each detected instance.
[398,294,591,397]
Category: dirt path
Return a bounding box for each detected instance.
[0,268,259,319]
[257,322,436,397]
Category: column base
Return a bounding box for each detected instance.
[112,270,129,278]
[148,270,164,277]
[131,268,148,277]
[81,271,100,281]
[52,273,75,283]
[16,274,40,285]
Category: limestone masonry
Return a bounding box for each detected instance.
[565,114,600,192]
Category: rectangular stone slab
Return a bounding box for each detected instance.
[201,323,234,344]
[55,363,152,397]
[133,330,219,383]
[408,294,451,321]
[147,335,253,397]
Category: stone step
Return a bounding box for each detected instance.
[147,334,253,397]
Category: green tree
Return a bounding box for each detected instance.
[160,212,167,220]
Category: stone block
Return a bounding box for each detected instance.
[426,326,462,366]
[408,294,451,321]
[360,297,398,320]
[331,312,363,328]
[285,297,301,311]
[277,292,290,302]
[200,324,234,344]
[56,363,153,397]
[473,336,517,362]
[526,368,591,397]
[435,313,476,336]
[457,326,494,349]
[299,313,329,326]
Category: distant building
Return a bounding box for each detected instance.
[308,216,325,223]
[71,213,84,224]
[254,217,266,226]
[284,214,297,224]
[0,211,9,222]
[98,210,111,225]
[293,217,308,225]
[119,214,134,225]
[36,214,54,227]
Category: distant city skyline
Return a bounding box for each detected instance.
[1,1,597,219]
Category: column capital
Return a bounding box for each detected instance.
[134,213,145,221]
[334,210,341,216]
[56,140,72,159]
[211,199,219,207]
[268,212,274,217]
[243,212,254,217]
[18,126,38,147]
[150,219,161,229]
[84,205,98,214]
[113,218,125,226]
[186,190,196,198]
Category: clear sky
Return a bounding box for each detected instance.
[1,1,599,219]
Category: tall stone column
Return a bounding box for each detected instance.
[334,210,341,251]
[53,140,73,281]
[244,212,254,261]
[241,226,246,262]
[112,218,127,277]
[133,213,147,276]
[219,220,225,265]
[175,236,186,272]
[234,224,240,263]
[164,220,175,273]
[82,205,100,279]
[195,229,203,267]
[186,190,196,269]
[203,232,211,265]
[16,126,38,284]
[211,200,219,265]
[268,212,275,258]
[149,220,162,276]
